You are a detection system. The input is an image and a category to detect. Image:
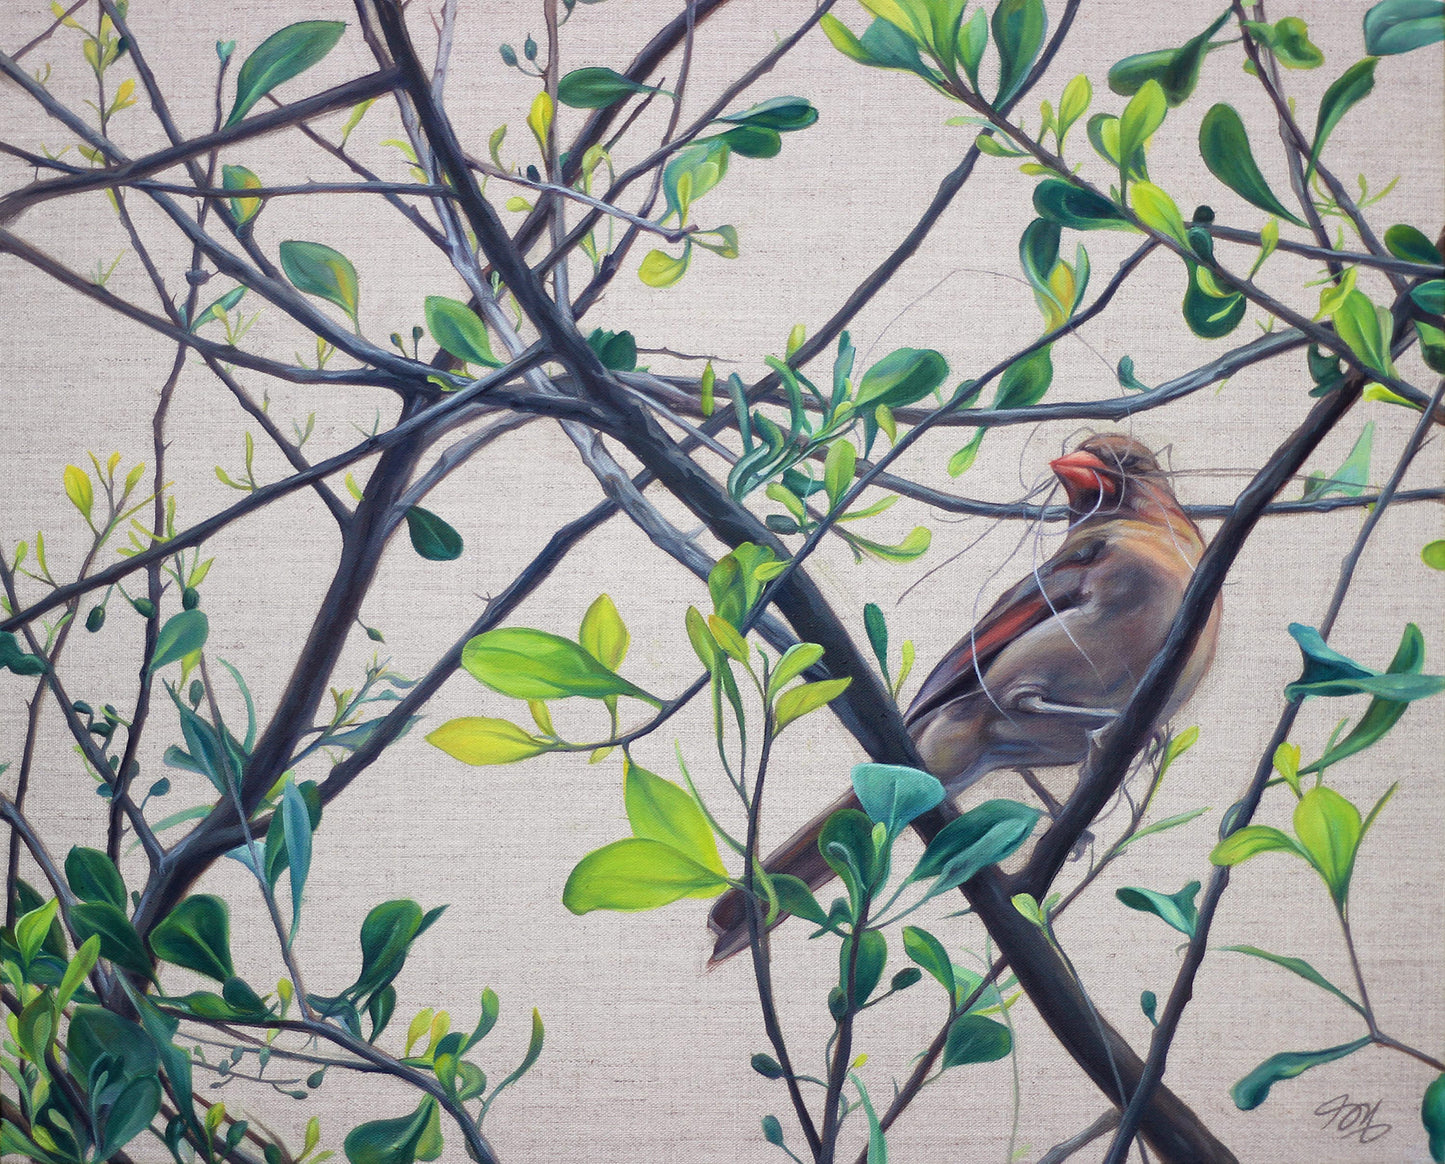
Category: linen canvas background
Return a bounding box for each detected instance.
[1,0,1441,1161]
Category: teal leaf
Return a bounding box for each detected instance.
[1198,105,1307,226]
[65,846,127,910]
[562,838,727,913]
[1302,421,1373,502]
[148,609,208,673]
[149,894,234,982]
[281,778,313,937]
[717,95,818,131]
[461,627,656,703]
[404,506,463,561]
[850,763,944,836]
[1115,880,1200,937]
[1303,624,1426,771]
[1424,1073,1445,1162]
[226,21,346,126]
[1286,622,1445,701]
[1232,1038,1371,1109]
[1308,58,1377,178]
[279,240,360,325]
[1363,0,1445,55]
[1412,279,1445,314]
[1221,945,1365,1016]
[909,799,1040,897]
[424,296,501,367]
[712,124,782,157]
[942,1014,1013,1066]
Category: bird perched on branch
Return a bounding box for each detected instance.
[708,433,1220,963]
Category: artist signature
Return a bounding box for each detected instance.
[1314,1093,1391,1144]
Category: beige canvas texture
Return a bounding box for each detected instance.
[1,0,1442,1161]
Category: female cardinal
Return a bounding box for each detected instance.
[708,433,1220,962]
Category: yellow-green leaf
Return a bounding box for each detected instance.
[425,717,549,765]
[774,677,851,732]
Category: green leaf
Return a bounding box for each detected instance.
[820,13,875,63]
[767,643,825,702]
[1232,1038,1371,1109]
[991,0,1047,104]
[98,1077,163,1159]
[1116,881,1200,937]
[71,900,155,980]
[279,240,360,325]
[854,347,949,411]
[1384,222,1444,265]
[404,507,463,561]
[1364,0,1444,55]
[65,846,127,910]
[1210,824,1308,867]
[1032,179,1131,230]
[942,1014,1013,1067]
[344,1097,437,1164]
[1416,320,1445,375]
[1108,10,1231,104]
[820,809,886,899]
[579,594,629,671]
[1182,261,1246,338]
[222,164,263,226]
[1308,58,1377,178]
[712,124,782,157]
[148,609,208,673]
[461,627,656,703]
[717,95,818,132]
[902,924,954,997]
[1198,105,1306,226]
[823,439,857,510]
[772,874,831,926]
[1119,80,1168,179]
[1286,622,1445,700]
[1244,17,1324,69]
[67,1002,160,1080]
[15,897,60,966]
[839,929,888,1006]
[1423,541,1445,570]
[1424,1072,1445,1162]
[352,900,441,1001]
[1302,421,1374,502]
[1302,623,1424,771]
[774,677,851,732]
[64,463,93,518]
[1221,945,1365,1016]
[1332,291,1393,374]
[1411,278,1444,314]
[426,717,549,765]
[57,934,101,1009]
[624,760,726,876]
[1293,786,1362,906]
[910,799,1040,896]
[424,296,501,368]
[958,8,988,86]
[991,346,1054,409]
[150,894,234,981]
[226,21,346,126]
[556,66,660,109]
[850,763,944,836]
[1117,805,1212,850]
[1130,181,1189,247]
[562,838,727,913]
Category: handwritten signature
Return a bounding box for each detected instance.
[1314,1093,1391,1144]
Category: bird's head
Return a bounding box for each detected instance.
[1049,434,1174,519]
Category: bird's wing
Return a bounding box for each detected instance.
[903,533,1104,727]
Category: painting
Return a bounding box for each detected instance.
[1,0,1441,1160]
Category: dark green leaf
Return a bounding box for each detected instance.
[1302,622,1425,771]
[1363,0,1444,54]
[586,328,638,371]
[771,874,831,927]
[992,0,1047,104]
[556,66,659,109]
[850,763,944,836]
[712,124,782,158]
[424,296,501,368]
[72,900,154,980]
[1116,881,1200,937]
[820,809,885,903]
[991,346,1054,409]
[1108,10,1231,105]
[1384,222,1444,265]
[562,838,727,913]
[1198,105,1306,226]
[351,900,435,1001]
[1182,262,1246,338]
[1117,355,1151,392]
[461,626,655,703]
[226,21,346,126]
[864,602,889,677]
[0,630,48,675]
[150,895,234,982]
[404,507,463,561]
[279,239,360,324]
[344,1097,437,1164]
[65,846,127,910]
[942,1014,1013,1067]
[717,96,818,131]
[149,609,208,673]
[1232,1037,1371,1109]
[1308,59,1377,178]
[1412,279,1445,314]
[1032,179,1131,230]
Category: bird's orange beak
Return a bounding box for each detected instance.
[1050,449,1118,498]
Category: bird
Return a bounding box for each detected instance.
[707,433,1221,962]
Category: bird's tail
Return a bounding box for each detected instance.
[707,789,861,964]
